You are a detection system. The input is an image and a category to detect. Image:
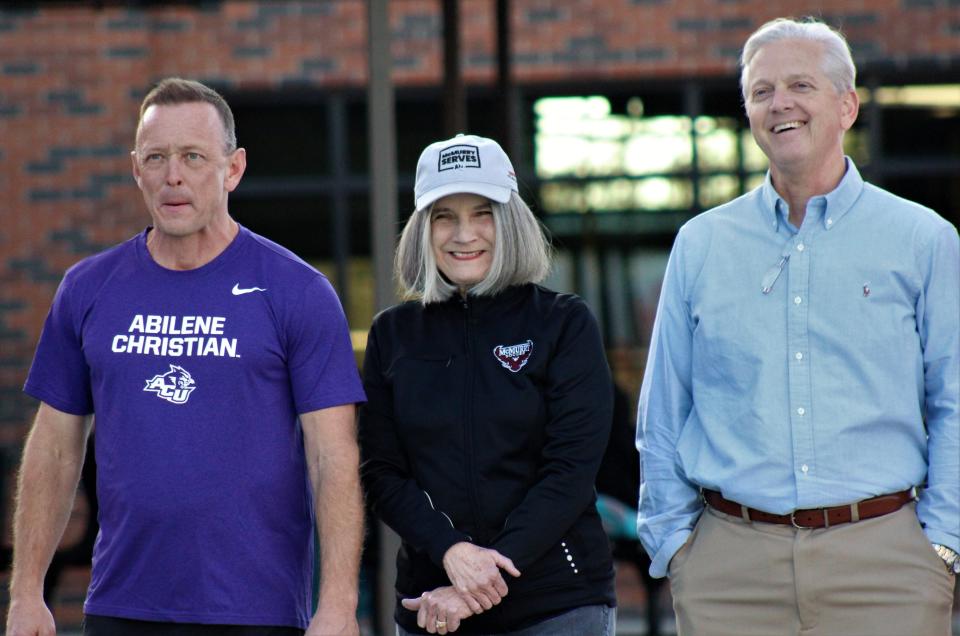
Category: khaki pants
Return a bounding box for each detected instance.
[668,503,956,636]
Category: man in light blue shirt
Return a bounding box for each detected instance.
[637,17,958,636]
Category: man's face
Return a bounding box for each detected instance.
[744,39,858,174]
[131,102,245,239]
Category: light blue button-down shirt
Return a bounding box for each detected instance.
[637,159,959,578]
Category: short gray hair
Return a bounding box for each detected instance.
[138,77,237,153]
[740,17,856,100]
[395,192,551,304]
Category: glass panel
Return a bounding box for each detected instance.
[695,117,739,171]
[535,96,693,180]
[540,182,587,214]
[230,195,331,258]
[842,127,869,165]
[585,178,636,211]
[740,129,768,172]
[310,257,374,357]
[623,117,692,175]
[232,103,329,177]
[534,96,780,219]
[882,106,960,158]
[628,248,670,347]
[699,175,741,209]
[745,173,766,191]
[636,177,694,210]
[868,84,960,109]
[542,249,576,295]
[603,249,632,347]
[884,175,960,223]
[540,177,694,213]
[536,134,625,178]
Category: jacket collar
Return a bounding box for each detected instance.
[434,283,532,314]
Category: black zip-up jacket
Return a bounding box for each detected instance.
[359,284,616,634]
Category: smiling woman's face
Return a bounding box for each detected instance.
[430,192,496,290]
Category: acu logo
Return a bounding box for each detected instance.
[144,364,197,405]
[493,340,533,373]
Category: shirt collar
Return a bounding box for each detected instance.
[759,157,865,232]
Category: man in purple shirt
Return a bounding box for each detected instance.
[6,78,366,636]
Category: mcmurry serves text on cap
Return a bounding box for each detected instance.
[414,133,518,211]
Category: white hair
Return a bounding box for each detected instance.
[740,17,856,100]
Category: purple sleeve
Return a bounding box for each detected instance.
[23,273,93,415]
[285,275,365,414]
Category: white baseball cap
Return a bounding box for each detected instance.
[414,134,518,211]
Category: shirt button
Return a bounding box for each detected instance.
[801,464,809,473]
[794,296,802,305]
[826,218,833,227]
[796,243,805,251]
[795,352,803,361]
[797,407,805,416]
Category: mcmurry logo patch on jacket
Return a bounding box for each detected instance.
[493,340,533,372]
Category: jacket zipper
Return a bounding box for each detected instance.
[461,295,483,540]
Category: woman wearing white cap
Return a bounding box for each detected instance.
[359,135,617,635]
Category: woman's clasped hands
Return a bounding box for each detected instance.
[401,542,522,633]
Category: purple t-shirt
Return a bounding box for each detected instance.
[24,225,365,628]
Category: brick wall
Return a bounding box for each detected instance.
[1,0,958,630]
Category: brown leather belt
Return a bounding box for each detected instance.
[702,488,916,529]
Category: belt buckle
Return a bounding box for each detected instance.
[790,508,828,529]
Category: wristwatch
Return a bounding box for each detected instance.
[931,544,960,575]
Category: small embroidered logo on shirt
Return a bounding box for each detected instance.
[493,340,533,372]
[144,364,197,404]
[862,283,871,298]
[232,283,267,296]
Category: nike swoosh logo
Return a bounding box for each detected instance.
[232,283,267,296]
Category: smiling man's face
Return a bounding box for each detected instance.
[744,38,858,177]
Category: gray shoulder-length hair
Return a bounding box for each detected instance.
[395,192,551,304]
[740,17,856,100]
